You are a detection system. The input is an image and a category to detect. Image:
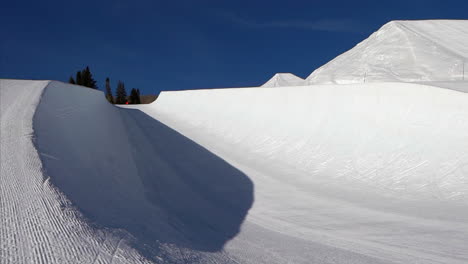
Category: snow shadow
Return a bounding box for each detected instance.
[119,108,255,253]
[33,83,253,260]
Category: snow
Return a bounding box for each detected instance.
[306,20,468,84]
[261,73,305,87]
[263,20,468,87]
[2,19,468,264]
[0,80,151,264]
[128,81,468,264]
[34,81,254,262]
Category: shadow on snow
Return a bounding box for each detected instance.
[34,99,254,261]
[120,108,254,252]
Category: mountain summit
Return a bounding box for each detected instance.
[261,73,305,87]
[306,20,468,84]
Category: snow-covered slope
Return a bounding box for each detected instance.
[307,20,468,84]
[151,83,468,201]
[261,73,305,87]
[33,81,253,263]
[3,76,468,264]
[127,82,468,264]
[0,80,152,264]
[3,19,468,264]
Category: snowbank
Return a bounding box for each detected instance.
[33,81,253,260]
[1,80,152,264]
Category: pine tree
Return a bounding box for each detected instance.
[88,67,97,89]
[115,81,127,104]
[129,88,136,104]
[105,77,114,104]
[80,66,98,89]
[68,76,76,84]
[81,68,89,87]
[72,66,98,89]
[136,89,141,104]
[129,88,141,104]
[76,71,82,85]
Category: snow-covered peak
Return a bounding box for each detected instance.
[307,20,468,84]
[261,73,305,87]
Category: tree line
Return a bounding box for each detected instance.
[108,79,141,104]
[69,66,141,104]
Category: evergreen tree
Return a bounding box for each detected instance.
[68,76,76,84]
[136,89,141,104]
[80,66,98,89]
[105,77,114,104]
[76,71,82,85]
[71,66,98,89]
[115,81,127,104]
[129,88,136,104]
[129,88,141,104]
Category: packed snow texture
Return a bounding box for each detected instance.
[0,80,152,264]
[2,79,468,264]
[34,81,253,262]
[261,73,305,87]
[2,19,468,264]
[143,83,468,264]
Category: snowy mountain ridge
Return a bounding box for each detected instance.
[264,20,468,86]
[261,73,305,87]
[308,19,468,84]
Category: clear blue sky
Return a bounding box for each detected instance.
[1,0,467,94]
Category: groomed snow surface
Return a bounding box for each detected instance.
[0,80,152,264]
[2,19,468,264]
[2,79,468,264]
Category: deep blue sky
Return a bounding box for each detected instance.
[1,0,467,94]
